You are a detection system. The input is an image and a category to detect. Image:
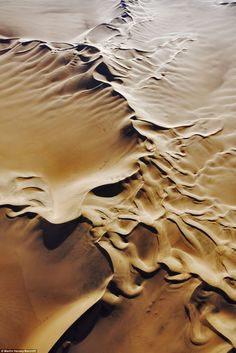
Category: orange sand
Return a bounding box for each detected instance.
[0,1,235,352]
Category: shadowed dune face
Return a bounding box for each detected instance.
[0,209,112,352]
[0,0,236,353]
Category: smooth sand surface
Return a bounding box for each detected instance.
[0,0,235,352]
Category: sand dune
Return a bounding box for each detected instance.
[0,0,235,352]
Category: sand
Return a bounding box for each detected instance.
[0,0,235,352]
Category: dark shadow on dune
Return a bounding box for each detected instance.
[76,44,100,54]
[96,62,114,82]
[201,282,236,305]
[49,299,116,353]
[139,222,158,234]
[3,204,37,219]
[92,181,125,197]
[95,242,114,272]
[48,301,101,352]
[219,1,236,5]
[40,218,79,250]
[107,280,124,297]
[122,123,137,138]
[134,266,160,279]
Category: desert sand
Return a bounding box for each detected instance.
[0,0,235,352]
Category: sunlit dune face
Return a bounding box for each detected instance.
[0,40,145,222]
[0,0,121,42]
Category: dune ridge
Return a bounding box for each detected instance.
[0,0,235,352]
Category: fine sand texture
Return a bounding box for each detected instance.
[0,0,235,352]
